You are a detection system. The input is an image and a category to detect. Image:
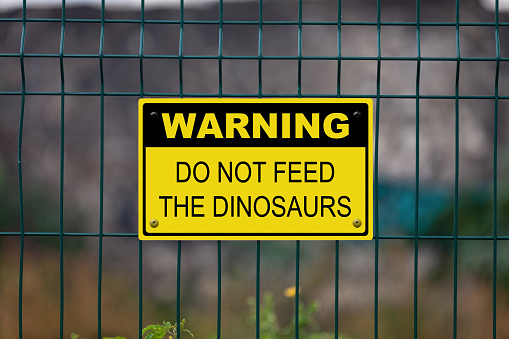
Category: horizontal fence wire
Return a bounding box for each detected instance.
[1,0,506,338]
[3,232,509,240]
[2,17,509,25]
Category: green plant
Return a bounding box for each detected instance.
[246,291,352,339]
[70,319,193,339]
[142,319,193,339]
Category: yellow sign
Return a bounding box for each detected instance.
[139,98,373,240]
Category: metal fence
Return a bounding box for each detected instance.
[0,0,508,338]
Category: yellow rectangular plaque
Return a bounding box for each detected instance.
[139,98,373,240]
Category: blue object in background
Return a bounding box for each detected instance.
[377,181,450,235]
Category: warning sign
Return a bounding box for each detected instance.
[138,98,373,240]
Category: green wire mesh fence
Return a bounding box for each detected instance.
[0,0,509,338]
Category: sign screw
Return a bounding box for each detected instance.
[150,111,158,118]
[149,219,159,228]
[353,219,362,228]
[353,111,362,119]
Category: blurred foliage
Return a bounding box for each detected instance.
[430,187,508,237]
[429,181,509,289]
[0,162,19,230]
[246,292,352,339]
[0,160,85,251]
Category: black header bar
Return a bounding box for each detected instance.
[142,102,369,148]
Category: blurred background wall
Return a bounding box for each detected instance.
[1,0,509,338]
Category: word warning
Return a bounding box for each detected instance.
[138,98,373,240]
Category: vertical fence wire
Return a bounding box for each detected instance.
[139,240,143,339]
[453,0,461,338]
[177,241,182,339]
[297,0,303,97]
[218,0,224,98]
[336,1,342,97]
[217,241,222,339]
[414,0,422,337]
[296,1,303,334]
[98,0,106,336]
[256,0,262,330]
[256,240,261,339]
[334,241,339,339]
[295,240,300,339]
[257,0,263,97]
[139,1,146,337]
[215,2,227,337]
[17,1,27,338]
[493,1,501,338]
[335,3,342,334]
[374,0,382,337]
[139,0,145,98]
[58,1,66,338]
[178,0,184,97]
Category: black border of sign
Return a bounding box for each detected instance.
[140,100,370,238]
